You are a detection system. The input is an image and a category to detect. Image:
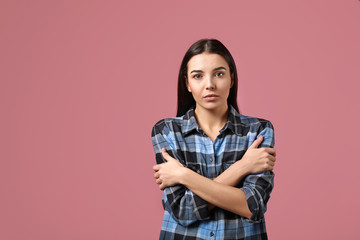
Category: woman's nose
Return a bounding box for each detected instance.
[205,76,215,90]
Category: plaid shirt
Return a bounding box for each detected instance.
[151,104,275,240]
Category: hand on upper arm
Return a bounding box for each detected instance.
[153,148,186,190]
[241,135,276,174]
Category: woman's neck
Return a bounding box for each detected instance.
[194,104,229,132]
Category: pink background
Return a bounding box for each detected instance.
[1,0,359,239]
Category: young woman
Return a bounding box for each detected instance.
[151,39,276,240]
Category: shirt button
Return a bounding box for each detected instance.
[210,157,213,162]
[210,232,214,236]
[196,169,200,173]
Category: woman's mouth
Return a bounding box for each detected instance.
[204,94,219,101]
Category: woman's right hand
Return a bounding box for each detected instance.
[241,135,276,174]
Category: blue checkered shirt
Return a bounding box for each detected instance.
[151,105,275,240]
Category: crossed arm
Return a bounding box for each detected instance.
[153,135,276,219]
[151,120,276,225]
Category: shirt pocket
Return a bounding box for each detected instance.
[221,149,246,171]
[185,162,202,175]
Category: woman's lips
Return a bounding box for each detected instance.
[204,94,219,101]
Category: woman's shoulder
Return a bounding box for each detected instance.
[229,105,273,128]
[234,113,275,145]
[151,106,196,137]
[151,116,184,135]
[236,112,274,130]
[152,116,183,127]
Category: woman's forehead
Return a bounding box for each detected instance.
[187,53,228,71]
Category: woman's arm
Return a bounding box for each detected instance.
[154,135,275,190]
[212,135,275,186]
[151,121,211,226]
[154,139,276,218]
[154,149,252,217]
[183,165,253,218]
[153,121,276,220]
[207,135,275,210]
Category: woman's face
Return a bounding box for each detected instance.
[186,53,234,112]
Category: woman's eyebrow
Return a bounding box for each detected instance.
[190,69,203,74]
[190,66,227,74]
[213,66,227,71]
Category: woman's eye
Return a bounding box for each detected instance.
[193,74,202,79]
[215,72,224,77]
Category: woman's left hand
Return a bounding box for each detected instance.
[153,148,186,190]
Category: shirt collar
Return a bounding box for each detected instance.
[181,104,245,137]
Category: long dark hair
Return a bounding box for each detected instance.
[176,39,239,117]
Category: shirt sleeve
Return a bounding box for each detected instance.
[241,120,275,222]
[151,120,210,226]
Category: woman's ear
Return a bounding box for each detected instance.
[186,78,191,92]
